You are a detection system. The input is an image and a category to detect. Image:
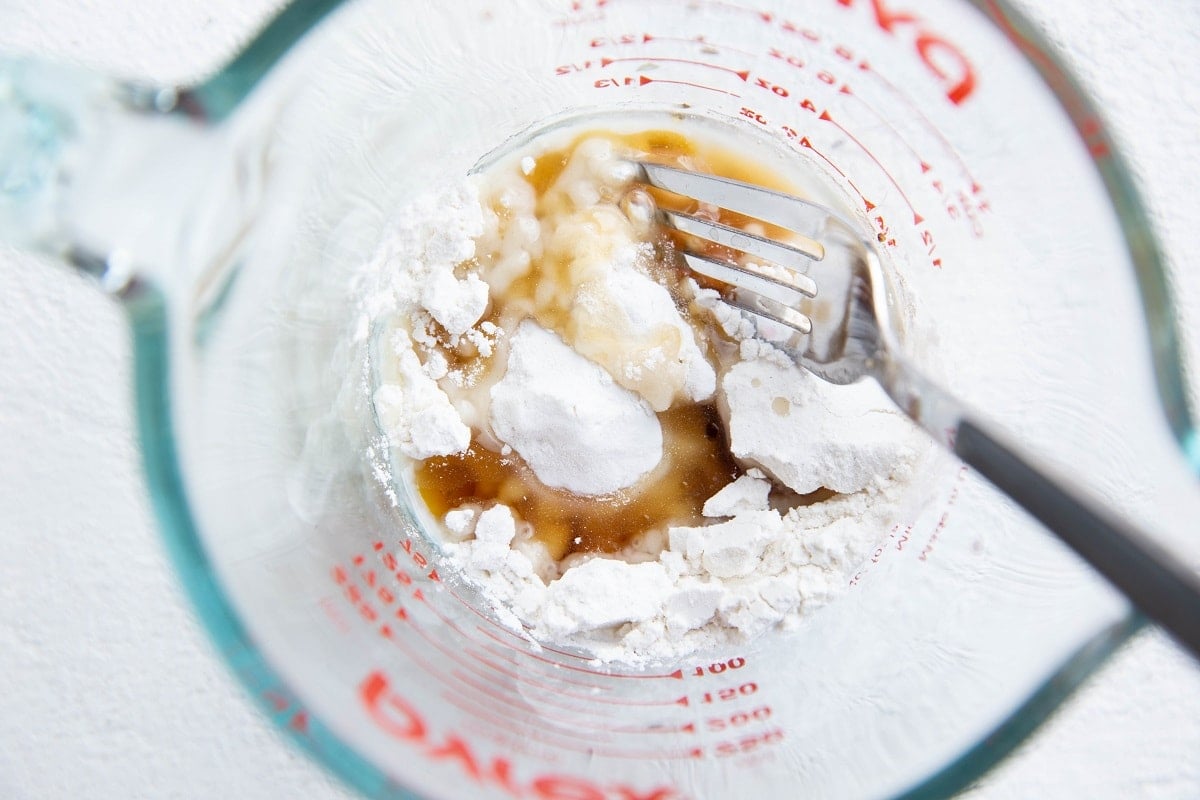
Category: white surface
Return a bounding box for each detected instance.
[0,1,1198,798]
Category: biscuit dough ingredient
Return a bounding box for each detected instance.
[366,121,927,663]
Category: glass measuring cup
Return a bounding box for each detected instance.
[3,1,1198,798]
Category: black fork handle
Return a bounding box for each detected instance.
[955,420,1200,661]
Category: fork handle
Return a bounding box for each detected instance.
[954,419,1200,661]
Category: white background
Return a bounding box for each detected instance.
[1,1,1199,797]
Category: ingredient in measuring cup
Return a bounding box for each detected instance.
[365,119,927,663]
[490,319,662,496]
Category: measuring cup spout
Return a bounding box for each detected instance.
[0,57,243,296]
[0,61,102,255]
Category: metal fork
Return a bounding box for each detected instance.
[636,160,1200,662]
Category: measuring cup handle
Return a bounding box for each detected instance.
[954,418,1200,662]
[0,58,226,295]
[0,59,103,257]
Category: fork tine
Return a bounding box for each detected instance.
[639,161,837,240]
[681,251,817,300]
[662,210,823,279]
[723,289,813,336]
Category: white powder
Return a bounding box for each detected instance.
[421,270,489,336]
[443,470,913,662]
[701,470,772,517]
[565,251,717,412]
[540,559,674,637]
[724,357,919,495]
[592,263,717,409]
[368,181,487,458]
[490,320,662,495]
[372,328,470,459]
[366,123,929,665]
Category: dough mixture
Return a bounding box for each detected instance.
[364,119,926,663]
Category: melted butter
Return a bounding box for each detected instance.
[487,128,818,340]
[415,403,738,561]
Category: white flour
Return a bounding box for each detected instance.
[365,127,928,664]
[490,320,662,495]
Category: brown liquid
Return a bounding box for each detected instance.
[415,403,739,561]
[413,126,827,560]
[490,128,821,336]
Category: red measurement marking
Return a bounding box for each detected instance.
[642,32,759,59]
[400,603,540,698]
[468,638,686,714]
[637,74,741,97]
[445,667,621,742]
[524,637,592,663]
[704,705,773,732]
[446,583,523,631]
[383,598,518,700]
[705,0,774,23]
[919,512,950,562]
[588,33,642,48]
[403,594,672,705]
[379,608,474,692]
[799,136,875,212]
[601,56,750,81]
[439,688,602,751]
[408,606,643,700]
[469,624,607,677]
[446,583,611,664]
[442,688,702,762]
[362,670,688,798]
[389,609,627,740]
[857,60,984,194]
[841,83,941,185]
[691,657,748,676]
[477,647,681,714]
[263,690,289,713]
[469,638,625,694]
[835,0,976,105]
[472,628,684,683]
[780,19,823,42]
[819,110,924,225]
[610,721,697,735]
[421,596,686,681]
[870,526,899,564]
[712,728,784,758]
[449,668,688,739]
[919,464,969,561]
[697,682,758,704]
[288,709,309,733]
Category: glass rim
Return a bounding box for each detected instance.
[132,1,1195,798]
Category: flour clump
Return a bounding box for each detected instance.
[490,319,663,495]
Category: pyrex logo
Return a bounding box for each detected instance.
[837,0,977,104]
[361,671,685,800]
